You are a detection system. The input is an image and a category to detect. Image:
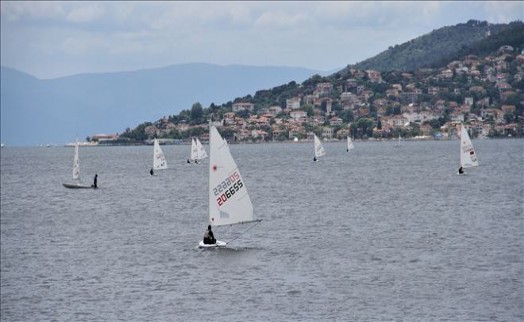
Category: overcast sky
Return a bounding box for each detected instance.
[1,1,522,79]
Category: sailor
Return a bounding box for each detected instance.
[458,166,464,174]
[313,156,317,162]
[203,225,216,244]
[150,168,154,176]
[92,174,98,188]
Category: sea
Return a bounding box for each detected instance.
[1,138,523,322]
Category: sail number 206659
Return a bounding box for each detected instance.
[213,171,243,206]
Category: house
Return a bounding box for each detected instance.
[366,70,382,83]
[92,133,119,142]
[428,87,440,95]
[383,115,409,127]
[232,102,255,112]
[329,117,343,126]
[440,69,454,79]
[321,127,334,140]
[289,110,307,121]
[315,83,333,97]
[286,97,301,110]
[268,105,283,116]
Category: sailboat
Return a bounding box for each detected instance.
[458,124,479,175]
[189,138,198,163]
[198,125,261,248]
[63,141,95,189]
[196,138,208,162]
[395,134,401,147]
[313,134,326,161]
[346,136,354,152]
[152,138,168,174]
[189,138,208,163]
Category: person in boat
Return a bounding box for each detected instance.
[458,166,464,174]
[203,225,216,245]
[187,159,191,164]
[150,168,154,176]
[92,174,98,188]
[313,156,317,162]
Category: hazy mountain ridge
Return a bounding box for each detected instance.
[0,63,324,146]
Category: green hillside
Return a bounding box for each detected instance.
[351,20,523,72]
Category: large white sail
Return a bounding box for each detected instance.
[153,139,168,170]
[196,138,208,160]
[72,141,80,181]
[460,124,479,168]
[346,136,354,152]
[208,126,255,227]
[314,134,326,158]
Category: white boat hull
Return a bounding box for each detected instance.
[198,240,227,248]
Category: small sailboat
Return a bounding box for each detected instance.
[395,134,401,147]
[63,141,95,189]
[313,134,326,161]
[189,138,208,163]
[198,125,261,248]
[458,124,479,175]
[346,136,354,152]
[196,138,208,162]
[152,138,168,174]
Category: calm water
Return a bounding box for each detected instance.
[1,139,523,321]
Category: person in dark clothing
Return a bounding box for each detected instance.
[458,166,464,174]
[203,225,216,244]
[92,174,98,188]
[150,168,154,176]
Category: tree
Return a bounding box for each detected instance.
[190,102,203,124]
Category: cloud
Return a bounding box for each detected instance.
[0,1,66,22]
[2,1,522,79]
[66,3,104,23]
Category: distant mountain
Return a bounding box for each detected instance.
[351,20,523,72]
[0,63,325,146]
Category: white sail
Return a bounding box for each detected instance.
[196,138,208,160]
[346,136,354,152]
[190,138,198,161]
[460,124,479,168]
[314,134,326,158]
[153,139,168,170]
[72,141,80,181]
[208,126,256,227]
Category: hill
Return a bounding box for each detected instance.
[119,21,523,143]
[0,63,325,146]
[351,20,523,72]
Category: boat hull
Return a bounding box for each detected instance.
[63,183,95,189]
[198,240,227,248]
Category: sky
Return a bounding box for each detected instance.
[1,1,523,79]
